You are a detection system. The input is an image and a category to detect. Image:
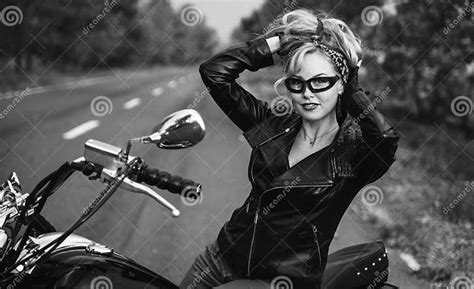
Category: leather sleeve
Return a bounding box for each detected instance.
[350,89,400,185]
[198,37,276,132]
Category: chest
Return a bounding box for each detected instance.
[287,129,337,169]
[248,129,335,191]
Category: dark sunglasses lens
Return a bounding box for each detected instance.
[285,78,304,92]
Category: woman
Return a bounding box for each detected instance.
[180,8,399,289]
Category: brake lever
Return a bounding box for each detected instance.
[100,169,180,217]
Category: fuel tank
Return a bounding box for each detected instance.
[16,232,178,289]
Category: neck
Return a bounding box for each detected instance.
[301,111,339,140]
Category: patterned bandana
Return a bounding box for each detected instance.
[284,18,350,83]
[311,39,350,83]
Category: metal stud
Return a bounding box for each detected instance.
[357,272,360,276]
[372,263,375,266]
[364,267,368,271]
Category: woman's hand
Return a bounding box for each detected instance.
[342,60,373,117]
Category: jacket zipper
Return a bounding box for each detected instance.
[312,225,322,267]
[246,183,332,276]
[246,123,335,276]
[247,126,292,276]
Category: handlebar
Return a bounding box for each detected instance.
[137,167,201,199]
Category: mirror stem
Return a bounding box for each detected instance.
[122,136,153,160]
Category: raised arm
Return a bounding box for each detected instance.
[344,68,400,185]
[198,36,280,132]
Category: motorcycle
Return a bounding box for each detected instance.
[0,109,398,289]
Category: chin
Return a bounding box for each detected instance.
[296,107,328,122]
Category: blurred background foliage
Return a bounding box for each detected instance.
[0,0,218,87]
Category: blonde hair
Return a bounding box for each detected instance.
[264,9,362,76]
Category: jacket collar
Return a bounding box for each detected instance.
[243,112,361,180]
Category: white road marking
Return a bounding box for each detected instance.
[62,120,100,140]
[399,252,420,272]
[167,80,176,88]
[152,87,163,96]
[0,75,115,99]
[123,98,142,110]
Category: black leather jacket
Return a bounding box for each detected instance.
[199,37,399,288]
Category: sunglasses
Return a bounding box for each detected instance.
[284,75,340,93]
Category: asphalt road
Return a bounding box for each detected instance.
[0,67,429,288]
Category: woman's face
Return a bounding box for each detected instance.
[287,52,343,123]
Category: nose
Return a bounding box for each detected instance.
[302,84,315,99]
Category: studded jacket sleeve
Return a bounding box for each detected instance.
[198,37,275,132]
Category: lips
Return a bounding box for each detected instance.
[301,102,320,110]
